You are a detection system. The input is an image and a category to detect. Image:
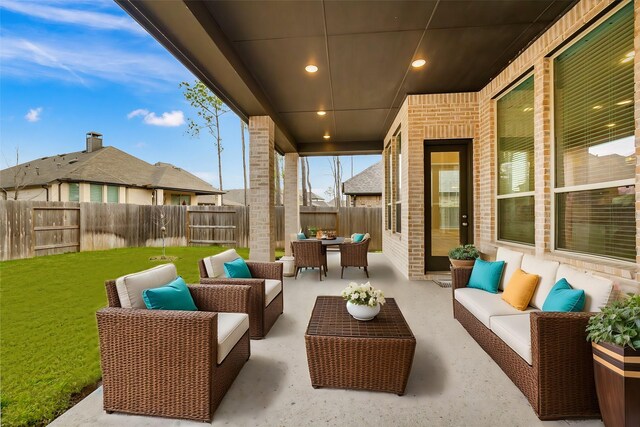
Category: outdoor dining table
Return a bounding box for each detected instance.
[307,237,345,247]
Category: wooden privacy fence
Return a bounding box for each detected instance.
[0,201,381,261]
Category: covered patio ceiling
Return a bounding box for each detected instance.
[117,0,577,155]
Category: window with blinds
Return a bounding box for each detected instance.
[553,2,636,261]
[107,185,119,203]
[496,75,535,244]
[90,184,103,202]
[68,183,79,202]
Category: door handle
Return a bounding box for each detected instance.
[462,222,468,227]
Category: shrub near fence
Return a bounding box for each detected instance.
[0,201,381,261]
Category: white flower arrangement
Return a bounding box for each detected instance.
[341,282,386,307]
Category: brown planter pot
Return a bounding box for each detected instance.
[449,258,476,268]
[591,342,640,427]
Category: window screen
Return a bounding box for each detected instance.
[90,184,103,202]
[107,186,119,203]
[68,183,79,202]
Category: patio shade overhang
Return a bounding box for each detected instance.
[116,0,577,155]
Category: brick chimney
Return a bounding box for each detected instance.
[86,132,103,152]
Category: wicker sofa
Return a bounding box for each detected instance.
[452,247,614,420]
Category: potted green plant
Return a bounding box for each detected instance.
[307,226,318,238]
[586,294,640,427]
[448,244,480,268]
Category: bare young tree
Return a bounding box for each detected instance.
[305,157,312,205]
[300,157,308,206]
[328,156,343,208]
[1,147,29,200]
[180,80,229,192]
[152,205,173,259]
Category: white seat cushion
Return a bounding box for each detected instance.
[521,255,560,309]
[115,264,177,309]
[455,287,539,328]
[490,314,533,365]
[555,265,613,312]
[496,247,524,291]
[204,249,240,278]
[264,279,282,307]
[217,312,249,364]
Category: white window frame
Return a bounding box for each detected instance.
[549,0,635,263]
[493,71,535,246]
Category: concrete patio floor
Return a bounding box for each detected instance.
[51,252,603,427]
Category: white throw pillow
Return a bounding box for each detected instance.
[521,255,560,309]
[204,249,240,278]
[555,265,613,312]
[496,247,524,291]
[115,263,177,309]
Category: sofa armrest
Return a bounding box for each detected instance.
[451,266,473,290]
[188,284,251,314]
[246,261,283,281]
[529,311,598,415]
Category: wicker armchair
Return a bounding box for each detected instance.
[199,256,283,339]
[339,237,370,278]
[97,280,251,422]
[291,240,327,281]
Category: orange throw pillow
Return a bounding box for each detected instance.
[502,268,540,311]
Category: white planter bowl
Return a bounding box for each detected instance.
[346,300,380,321]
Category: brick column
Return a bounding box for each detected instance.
[283,152,300,256]
[249,116,275,262]
[534,58,552,256]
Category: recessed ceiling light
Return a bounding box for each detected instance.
[616,99,632,105]
[317,111,326,116]
[605,123,616,128]
[592,105,603,110]
[411,59,426,68]
[323,135,331,139]
[305,65,318,73]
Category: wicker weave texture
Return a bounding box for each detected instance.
[305,297,415,395]
[199,258,284,339]
[291,241,327,280]
[339,239,370,278]
[98,282,251,421]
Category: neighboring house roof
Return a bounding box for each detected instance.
[0,146,222,195]
[342,161,382,196]
[220,188,328,206]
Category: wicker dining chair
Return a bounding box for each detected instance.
[198,250,283,339]
[339,237,370,278]
[97,267,251,422]
[291,240,327,281]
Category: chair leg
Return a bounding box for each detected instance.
[319,267,322,281]
[295,267,299,279]
[364,267,369,278]
[341,266,344,278]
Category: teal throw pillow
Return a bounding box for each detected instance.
[142,277,197,311]
[353,233,365,243]
[467,259,505,294]
[542,278,585,312]
[224,257,252,279]
[297,233,306,240]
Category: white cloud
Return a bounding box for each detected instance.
[127,109,185,127]
[134,142,147,149]
[25,107,43,122]
[127,109,149,119]
[1,36,190,89]
[0,0,145,34]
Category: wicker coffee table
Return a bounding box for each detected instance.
[304,296,416,395]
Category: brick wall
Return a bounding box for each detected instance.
[383,0,639,293]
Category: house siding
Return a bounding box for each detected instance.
[383,0,639,293]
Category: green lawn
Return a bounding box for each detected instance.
[0,246,277,427]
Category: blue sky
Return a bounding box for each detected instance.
[0,0,380,200]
